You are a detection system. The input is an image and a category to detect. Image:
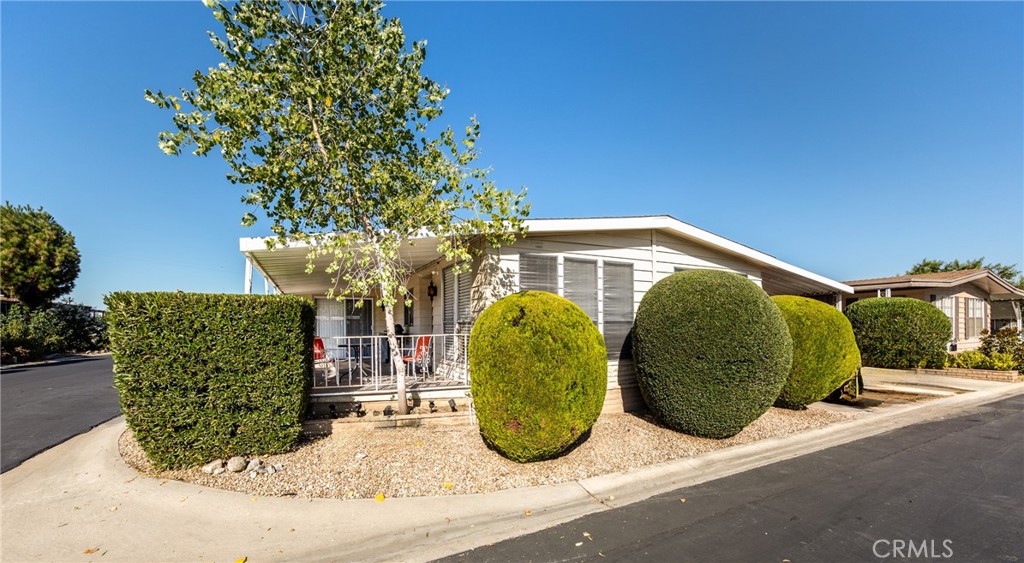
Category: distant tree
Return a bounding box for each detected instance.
[906,258,1023,290]
[0,203,81,310]
[146,0,529,414]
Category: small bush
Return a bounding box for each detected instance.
[771,296,862,409]
[633,270,793,439]
[844,298,951,369]
[979,328,1024,373]
[941,327,1023,373]
[469,291,607,462]
[947,350,989,369]
[105,292,314,469]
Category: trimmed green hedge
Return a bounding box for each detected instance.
[105,292,314,469]
[771,296,861,409]
[469,291,607,462]
[633,270,793,439]
[844,297,950,369]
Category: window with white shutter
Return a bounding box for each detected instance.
[443,265,474,334]
[519,254,558,293]
[603,262,634,359]
[564,258,598,323]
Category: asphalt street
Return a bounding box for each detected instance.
[0,355,119,472]
[443,394,1024,563]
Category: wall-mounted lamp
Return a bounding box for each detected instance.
[427,281,438,302]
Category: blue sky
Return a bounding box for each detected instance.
[3,1,1021,309]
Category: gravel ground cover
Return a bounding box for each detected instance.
[120,406,859,500]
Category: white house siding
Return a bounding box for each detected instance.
[474,229,767,414]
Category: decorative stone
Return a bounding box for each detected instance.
[226,457,247,472]
[266,466,277,475]
[249,471,258,478]
[212,467,225,475]
[246,458,263,472]
[273,464,284,471]
[354,452,368,460]
[201,459,224,474]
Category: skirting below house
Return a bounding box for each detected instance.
[603,360,645,414]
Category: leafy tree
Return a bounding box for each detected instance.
[0,203,81,310]
[146,0,529,413]
[906,258,1023,289]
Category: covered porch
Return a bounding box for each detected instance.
[241,234,477,401]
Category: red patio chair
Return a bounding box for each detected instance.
[402,335,432,374]
[313,337,338,385]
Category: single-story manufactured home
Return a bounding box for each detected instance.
[842,269,1024,351]
[241,215,853,412]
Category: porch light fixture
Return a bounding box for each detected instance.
[427,281,437,302]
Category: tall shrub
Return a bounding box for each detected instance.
[844,297,951,369]
[106,292,314,469]
[771,296,861,409]
[633,270,793,439]
[469,291,607,462]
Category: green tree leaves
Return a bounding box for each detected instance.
[0,203,81,310]
[148,0,528,299]
[148,0,529,414]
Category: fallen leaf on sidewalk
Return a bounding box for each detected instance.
[375,493,385,502]
[523,510,533,517]
[58,523,68,528]
[575,542,583,547]
[107,506,118,512]
[83,548,99,554]
[234,557,248,563]
[583,532,593,541]
[443,483,454,490]
[679,498,686,503]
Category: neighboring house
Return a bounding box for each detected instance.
[843,269,1024,351]
[240,215,852,412]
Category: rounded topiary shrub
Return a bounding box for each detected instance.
[770,295,862,410]
[633,270,793,439]
[469,291,607,462]
[845,297,951,369]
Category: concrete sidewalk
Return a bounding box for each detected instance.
[2,372,1021,563]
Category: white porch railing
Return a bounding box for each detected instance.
[313,333,470,392]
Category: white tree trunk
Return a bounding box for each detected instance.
[383,303,409,415]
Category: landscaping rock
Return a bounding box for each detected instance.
[212,467,225,476]
[201,459,224,474]
[246,458,263,472]
[266,466,277,475]
[249,470,258,478]
[226,456,247,473]
[354,452,368,460]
